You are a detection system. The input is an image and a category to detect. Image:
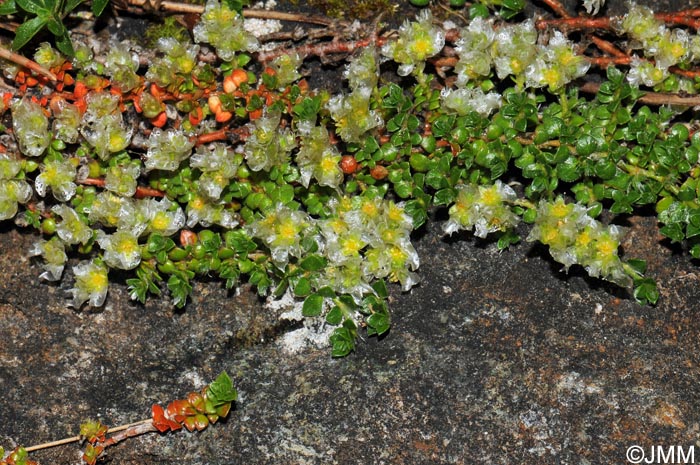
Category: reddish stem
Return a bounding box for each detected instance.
[256,37,386,62]
[81,178,166,198]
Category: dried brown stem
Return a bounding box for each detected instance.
[537,10,700,31]
[80,178,166,198]
[580,81,700,106]
[0,46,57,81]
[125,0,336,26]
[540,0,571,19]
[256,37,387,63]
[23,420,153,453]
[100,420,157,447]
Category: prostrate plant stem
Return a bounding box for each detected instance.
[0,372,236,465]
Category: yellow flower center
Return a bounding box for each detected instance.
[151,211,170,231]
[87,269,108,292]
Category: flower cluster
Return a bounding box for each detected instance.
[269,53,302,89]
[70,259,109,308]
[190,143,240,200]
[245,203,315,267]
[245,196,419,300]
[52,100,81,144]
[52,204,93,245]
[12,99,51,157]
[440,87,502,117]
[35,157,77,202]
[144,128,194,172]
[192,0,258,61]
[96,229,141,270]
[296,125,343,190]
[327,48,382,143]
[620,3,690,86]
[80,92,133,160]
[34,42,65,70]
[443,181,520,238]
[103,41,140,92]
[0,154,31,221]
[527,198,631,286]
[454,19,587,92]
[29,236,67,281]
[380,10,445,76]
[243,109,296,172]
[492,20,537,82]
[454,17,495,86]
[320,196,419,297]
[524,31,590,91]
[104,162,141,197]
[186,195,238,229]
[146,37,200,89]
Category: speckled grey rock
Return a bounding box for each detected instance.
[2,1,700,464]
[2,206,700,465]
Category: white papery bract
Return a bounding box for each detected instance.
[440,87,502,117]
[52,101,81,144]
[245,203,315,268]
[527,197,631,287]
[144,128,194,172]
[443,181,519,238]
[191,143,239,200]
[296,126,343,189]
[104,162,141,197]
[52,204,93,245]
[97,229,142,270]
[0,179,31,221]
[345,46,379,91]
[243,109,296,172]
[141,196,186,236]
[380,10,445,76]
[70,259,109,308]
[81,92,133,160]
[492,20,537,81]
[327,87,382,143]
[29,236,67,281]
[35,158,77,202]
[193,0,258,61]
[454,17,495,86]
[186,195,238,229]
[12,99,51,157]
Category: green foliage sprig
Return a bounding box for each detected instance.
[0,0,108,56]
[0,372,236,465]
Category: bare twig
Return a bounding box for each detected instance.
[580,81,700,106]
[124,0,336,26]
[537,9,700,31]
[0,46,57,81]
[23,419,153,453]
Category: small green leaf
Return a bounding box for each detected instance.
[625,258,647,275]
[207,371,237,404]
[12,15,48,51]
[225,230,257,254]
[329,322,356,357]
[15,0,49,14]
[302,293,324,317]
[293,277,311,297]
[299,254,327,272]
[325,306,342,325]
[46,17,65,36]
[366,310,390,336]
[659,223,685,243]
[633,278,659,306]
[371,279,388,298]
[0,0,18,15]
